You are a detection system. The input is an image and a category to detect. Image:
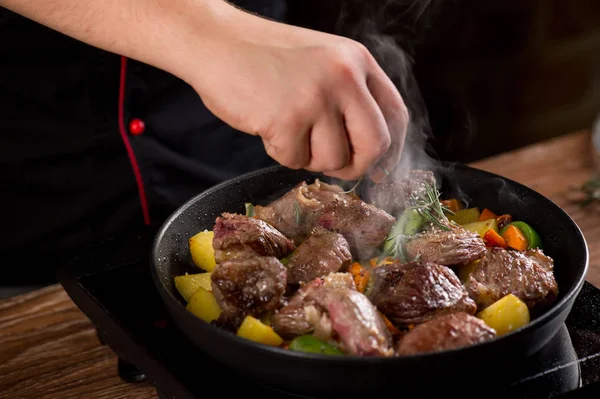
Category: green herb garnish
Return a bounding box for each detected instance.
[379,181,454,262]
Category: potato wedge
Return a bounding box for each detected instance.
[186,287,221,323]
[237,315,284,346]
[462,218,499,238]
[189,230,217,272]
[174,272,212,302]
[476,293,530,335]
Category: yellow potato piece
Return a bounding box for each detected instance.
[174,272,212,302]
[186,287,221,323]
[237,315,284,346]
[476,293,530,336]
[462,219,499,238]
[189,230,217,272]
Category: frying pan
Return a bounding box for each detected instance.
[151,163,589,396]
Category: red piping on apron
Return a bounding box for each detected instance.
[117,56,151,225]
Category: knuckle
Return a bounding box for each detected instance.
[375,132,392,157]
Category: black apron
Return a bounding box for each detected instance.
[0,0,287,280]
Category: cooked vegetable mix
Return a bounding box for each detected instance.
[174,169,559,357]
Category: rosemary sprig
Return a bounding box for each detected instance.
[405,181,453,231]
[378,180,453,262]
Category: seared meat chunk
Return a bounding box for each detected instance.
[211,256,287,326]
[366,169,437,216]
[271,273,355,338]
[253,179,345,243]
[273,284,393,356]
[404,225,486,266]
[396,312,496,355]
[285,227,352,284]
[310,287,394,356]
[366,261,477,326]
[315,197,396,260]
[212,213,294,263]
[465,247,558,312]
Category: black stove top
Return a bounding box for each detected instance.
[57,227,600,399]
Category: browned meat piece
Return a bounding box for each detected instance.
[404,225,486,266]
[271,273,355,338]
[253,179,346,243]
[396,312,496,355]
[211,256,287,326]
[366,261,477,326]
[465,247,558,312]
[315,197,396,260]
[285,227,352,284]
[365,169,437,216]
[212,212,294,263]
[310,287,394,356]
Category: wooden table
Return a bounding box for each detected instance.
[1,130,599,399]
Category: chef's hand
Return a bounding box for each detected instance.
[178,5,409,182]
[0,0,408,182]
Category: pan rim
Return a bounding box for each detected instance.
[150,163,590,363]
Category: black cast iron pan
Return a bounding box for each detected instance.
[151,163,589,397]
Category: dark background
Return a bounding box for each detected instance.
[286,0,600,163]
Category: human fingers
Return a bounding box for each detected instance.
[326,81,390,181]
[305,110,351,173]
[365,65,409,183]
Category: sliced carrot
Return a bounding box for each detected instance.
[379,312,401,337]
[502,225,528,251]
[478,208,498,221]
[484,228,507,248]
[441,198,462,213]
[348,262,370,293]
[408,324,416,330]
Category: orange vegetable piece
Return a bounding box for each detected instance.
[348,262,370,293]
[441,199,462,213]
[502,225,528,251]
[484,228,507,248]
[478,208,498,221]
[379,312,401,338]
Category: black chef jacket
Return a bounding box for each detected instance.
[0,0,286,280]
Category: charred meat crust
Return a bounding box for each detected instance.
[396,312,496,355]
[404,225,487,266]
[253,179,396,259]
[315,197,396,260]
[366,261,477,326]
[253,179,345,244]
[211,256,287,327]
[465,247,559,312]
[212,212,294,263]
[285,227,352,284]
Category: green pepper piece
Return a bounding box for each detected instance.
[289,335,344,355]
[245,203,255,217]
[500,221,543,249]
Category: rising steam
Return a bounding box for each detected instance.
[334,0,445,215]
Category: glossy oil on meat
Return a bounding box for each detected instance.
[404,225,487,266]
[396,312,496,355]
[285,227,352,284]
[366,261,477,326]
[253,180,345,243]
[315,197,396,260]
[465,247,558,312]
[271,273,355,339]
[210,255,287,327]
[212,212,294,263]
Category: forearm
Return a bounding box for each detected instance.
[0,0,236,80]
